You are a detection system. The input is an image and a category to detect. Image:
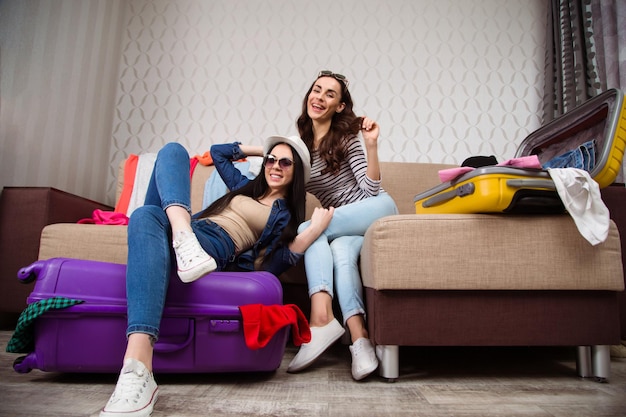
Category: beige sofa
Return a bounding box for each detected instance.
[38,160,624,381]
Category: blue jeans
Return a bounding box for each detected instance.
[298,192,398,323]
[126,143,235,340]
[543,140,596,171]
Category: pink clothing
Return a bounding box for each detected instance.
[78,209,129,225]
[497,155,542,168]
[438,155,542,182]
[438,167,475,182]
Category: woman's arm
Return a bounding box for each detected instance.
[261,207,334,276]
[289,207,334,253]
[360,117,381,181]
[238,144,264,157]
[345,132,382,197]
[210,142,260,191]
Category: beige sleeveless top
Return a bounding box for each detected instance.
[208,195,271,254]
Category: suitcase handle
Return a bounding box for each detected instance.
[506,179,556,190]
[153,321,195,353]
[422,183,475,208]
[17,260,46,284]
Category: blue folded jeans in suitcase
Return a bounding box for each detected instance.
[543,140,596,171]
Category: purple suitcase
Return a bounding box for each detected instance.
[12,257,289,374]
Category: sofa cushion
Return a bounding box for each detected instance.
[361,214,624,291]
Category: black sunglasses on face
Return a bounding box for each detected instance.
[264,154,294,169]
[318,70,349,88]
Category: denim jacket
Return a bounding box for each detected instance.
[208,142,303,276]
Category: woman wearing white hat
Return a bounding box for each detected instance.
[100,136,333,417]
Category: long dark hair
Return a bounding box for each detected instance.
[296,75,362,174]
[197,142,307,257]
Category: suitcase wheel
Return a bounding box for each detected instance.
[13,355,33,374]
[17,271,37,284]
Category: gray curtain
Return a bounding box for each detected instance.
[543,0,626,123]
[543,0,626,181]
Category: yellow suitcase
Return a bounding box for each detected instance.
[414,88,626,214]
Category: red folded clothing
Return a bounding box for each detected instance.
[239,304,311,350]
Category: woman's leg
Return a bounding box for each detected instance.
[143,142,192,212]
[144,142,217,282]
[300,192,398,241]
[331,235,366,339]
[289,194,397,373]
[330,235,378,380]
[124,211,236,366]
[103,204,230,416]
[101,205,169,416]
[289,221,341,373]
[298,192,398,323]
[125,205,173,367]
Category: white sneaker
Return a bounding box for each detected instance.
[287,318,345,373]
[349,338,378,381]
[100,358,158,417]
[173,230,217,283]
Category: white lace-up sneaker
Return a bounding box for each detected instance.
[349,338,379,381]
[100,358,158,417]
[173,230,217,283]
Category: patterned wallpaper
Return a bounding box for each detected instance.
[108,0,548,205]
[0,0,547,206]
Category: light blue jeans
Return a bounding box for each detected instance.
[126,143,235,340]
[298,192,398,323]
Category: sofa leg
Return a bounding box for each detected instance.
[576,345,610,382]
[576,346,592,377]
[375,345,399,382]
[592,345,610,382]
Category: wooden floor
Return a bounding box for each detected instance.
[1,330,626,417]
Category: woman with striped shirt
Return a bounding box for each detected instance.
[287,71,398,380]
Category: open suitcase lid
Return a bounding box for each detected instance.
[515,88,626,188]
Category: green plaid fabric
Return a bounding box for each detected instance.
[6,297,84,353]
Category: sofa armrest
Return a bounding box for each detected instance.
[0,187,114,325]
[360,214,624,291]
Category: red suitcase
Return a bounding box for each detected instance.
[11,257,290,374]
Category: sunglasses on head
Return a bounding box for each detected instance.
[318,70,349,88]
[264,154,294,169]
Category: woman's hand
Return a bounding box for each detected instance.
[309,206,334,234]
[288,207,335,254]
[361,117,379,149]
